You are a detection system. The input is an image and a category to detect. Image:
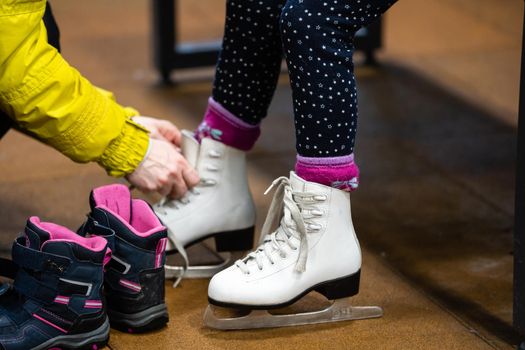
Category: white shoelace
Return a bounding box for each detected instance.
[154,182,213,287]
[154,178,219,215]
[235,176,326,275]
[153,149,221,287]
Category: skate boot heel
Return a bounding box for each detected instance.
[214,226,255,252]
[314,270,361,300]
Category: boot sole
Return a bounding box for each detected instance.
[31,316,109,350]
[108,303,169,333]
[208,270,361,310]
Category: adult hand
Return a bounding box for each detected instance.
[132,116,182,146]
[126,138,200,198]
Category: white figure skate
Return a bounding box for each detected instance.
[203,172,382,329]
[154,130,256,286]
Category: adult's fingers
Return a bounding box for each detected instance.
[159,120,182,146]
[182,168,200,188]
[157,182,173,197]
[168,176,188,199]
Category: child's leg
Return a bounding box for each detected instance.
[280,0,396,190]
[196,0,287,151]
[204,1,398,324]
[157,1,289,281]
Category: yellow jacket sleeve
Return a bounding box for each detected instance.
[0,1,149,177]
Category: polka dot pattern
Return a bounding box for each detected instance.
[281,0,394,156]
[212,0,395,156]
[212,0,286,124]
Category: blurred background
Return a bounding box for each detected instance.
[0,0,523,349]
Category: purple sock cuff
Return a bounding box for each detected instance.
[295,154,360,191]
[195,97,261,151]
[296,154,355,166]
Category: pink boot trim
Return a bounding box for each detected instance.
[195,97,261,151]
[295,154,360,191]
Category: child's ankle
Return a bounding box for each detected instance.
[295,154,359,191]
[195,97,260,151]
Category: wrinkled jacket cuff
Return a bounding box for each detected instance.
[98,119,150,177]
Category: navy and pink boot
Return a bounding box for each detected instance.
[78,184,169,333]
[0,217,110,350]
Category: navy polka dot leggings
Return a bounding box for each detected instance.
[212,0,396,157]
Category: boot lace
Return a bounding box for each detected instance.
[235,176,326,275]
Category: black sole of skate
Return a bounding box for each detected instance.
[208,270,361,310]
[166,226,255,254]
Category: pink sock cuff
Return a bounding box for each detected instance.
[208,97,259,129]
[195,97,261,151]
[295,154,360,191]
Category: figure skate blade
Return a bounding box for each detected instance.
[165,251,244,280]
[203,298,383,330]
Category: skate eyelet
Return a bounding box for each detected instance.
[209,150,222,158]
[201,179,217,186]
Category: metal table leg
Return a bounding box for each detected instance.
[152,0,176,83]
[152,0,220,83]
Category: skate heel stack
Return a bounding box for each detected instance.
[214,226,255,252]
[314,270,360,300]
[164,227,255,280]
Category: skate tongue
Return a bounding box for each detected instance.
[89,184,132,223]
[24,217,51,249]
[181,130,200,168]
[289,171,307,192]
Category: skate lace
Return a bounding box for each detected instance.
[153,179,214,288]
[235,177,325,274]
[155,149,222,215]
[153,149,222,287]
[154,178,216,215]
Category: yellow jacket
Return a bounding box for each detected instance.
[0,0,149,177]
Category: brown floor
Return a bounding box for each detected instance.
[0,0,523,349]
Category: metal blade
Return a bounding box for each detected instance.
[165,251,244,279]
[203,298,383,330]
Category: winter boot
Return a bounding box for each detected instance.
[0,217,110,349]
[79,184,169,333]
